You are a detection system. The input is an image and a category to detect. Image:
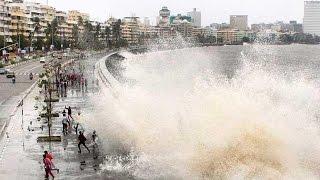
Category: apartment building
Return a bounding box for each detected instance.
[24,2,46,38]
[121,17,140,45]
[40,4,55,23]
[0,0,11,38]
[68,10,89,23]
[230,15,248,31]
[9,2,30,37]
[217,29,243,44]
[172,20,193,38]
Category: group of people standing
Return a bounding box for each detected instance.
[61,105,93,154]
[55,67,89,97]
[66,71,88,90]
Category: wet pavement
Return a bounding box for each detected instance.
[0,54,106,179]
[0,58,70,136]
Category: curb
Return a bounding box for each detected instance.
[10,80,38,117]
[0,121,6,136]
[0,81,38,136]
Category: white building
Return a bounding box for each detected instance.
[158,6,170,26]
[230,15,248,31]
[143,17,150,26]
[187,8,201,27]
[303,1,320,35]
[121,16,140,44]
[24,1,46,38]
[0,0,11,38]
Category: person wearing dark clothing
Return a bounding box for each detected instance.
[64,81,67,92]
[65,106,73,120]
[74,123,80,135]
[78,131,90,153]
[92,130,97,142]
[62,114,68,135]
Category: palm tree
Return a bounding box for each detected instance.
[84,21,93,32]
[29,17,41,50]
[94,23,101,41]
[44,18,59,48]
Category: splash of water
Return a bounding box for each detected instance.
[91,45,320,179]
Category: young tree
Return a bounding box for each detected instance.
[105,26,111,48]
[34,37,44,50]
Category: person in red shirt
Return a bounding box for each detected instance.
[43,155,54,179]
[44,151,59,173]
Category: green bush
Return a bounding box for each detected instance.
[0,62,3,68]
[10,61,16,65]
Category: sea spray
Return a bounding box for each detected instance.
[92,45,320,179]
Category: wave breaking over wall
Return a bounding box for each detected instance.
[91,45,320,179]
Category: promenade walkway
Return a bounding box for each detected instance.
[0,55,104,179]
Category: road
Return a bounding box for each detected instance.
[0,59,49,134]
[0,60,43,104]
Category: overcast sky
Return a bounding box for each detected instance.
[33,0,305,26]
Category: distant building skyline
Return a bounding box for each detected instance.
[187,8,201,27]
[33,0,306,26]
[230,15,248,31]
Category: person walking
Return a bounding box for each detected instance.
[92,130,97,143]
[84,78,88,90]
[63,80,67,93]
[66,106,73,120]
[43,155,54,179]
[62,114,68,135]
[12,76,16,84]
[44,151,59,173]
[78,131,90,154]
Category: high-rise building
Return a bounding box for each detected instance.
[158,6,170,26]
[187,8,201,27]
[9,2,30,37]
[303,1,320,35]
[25,1,46,38]
[230,15,248,31]
[0,0,11,39]
[290,21,303,33]
[121,16,140,44]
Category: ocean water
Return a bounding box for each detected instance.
[91,44,320,179]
